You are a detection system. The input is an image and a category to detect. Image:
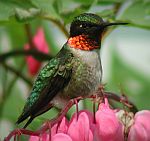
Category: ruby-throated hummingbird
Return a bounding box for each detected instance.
[16,13,127,128]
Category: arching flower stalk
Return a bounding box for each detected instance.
[4,93,150,141]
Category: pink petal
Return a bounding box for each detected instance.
[128,110,150,141]
[52,133,72,141]
[29,133,49,141]
[51,117,69,136]
[69,110,95,130]
[67,111,93,141]
[33,28,49,54]
[96,98,124,141]
[29,136,39,141]
[24,45,41,75]
[58,116,69,133]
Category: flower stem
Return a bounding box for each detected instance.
[0,49,52,62]
[24,24,35,49]
[103,91,138,113]
[4,129,39,141]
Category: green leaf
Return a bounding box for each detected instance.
[31,0,61,20]
[1,83,25,121]
[62,4,92,24]
[0,20,26,48]
[97,0,125,5]
[15,7,40,22]
[0,1,14,21]
[96,9,115,18]
[52,0,63,14]
[99,0,125,2]
[119,1,150,28]
[73,0,95,5]
[0,0,40,22]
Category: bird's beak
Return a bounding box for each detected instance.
[102,22,128,28]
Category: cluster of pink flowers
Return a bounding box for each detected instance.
[29,98,150,141]
[24,28,49,76]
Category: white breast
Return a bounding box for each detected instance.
[65,48,102,97]
[52,48,102,109]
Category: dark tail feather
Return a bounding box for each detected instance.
[16,113,33,128]
[23,117,34,129]
[16,113,29,125]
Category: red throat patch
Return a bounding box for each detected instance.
[68,35,99,51]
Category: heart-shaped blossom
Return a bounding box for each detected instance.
[28,99,150,141]
[67,110,94,141]
[95,98,124,141]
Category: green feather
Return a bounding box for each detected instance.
[19,44,73,118]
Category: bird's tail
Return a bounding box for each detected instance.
[16,113,30,126]
[16,113,34,129]
[23,117,34,129]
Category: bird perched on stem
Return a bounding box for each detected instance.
[16,13,127,128]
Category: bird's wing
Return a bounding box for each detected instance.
[16,45,73,124]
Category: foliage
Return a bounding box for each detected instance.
[0,0,150,140]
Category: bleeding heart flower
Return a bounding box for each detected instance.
[29,133,72,141]
[128,110,150,141]
[29,133,48,141]
[29,117,68,141]
[95,98,124,141]
[67,110,94,141]
[24,28,49,76]
[51,117,69,136]
[52,133,72,141]
[28,99,150,141]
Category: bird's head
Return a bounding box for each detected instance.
[70,13,127,41]
[69,13,127,50]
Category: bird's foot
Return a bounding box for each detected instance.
[90,83,107,102]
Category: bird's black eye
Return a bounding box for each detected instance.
[79,23,88,28]
[79,24,83,28]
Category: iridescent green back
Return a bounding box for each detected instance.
[24,58,59,110]
[22,44,73,114]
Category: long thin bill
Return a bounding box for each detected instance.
[103,22,128,27]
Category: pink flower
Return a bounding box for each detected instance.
[28,99,150,141]
[128,110,150,141]
[67,110,94,141]
[24,28,49,76]
[29,133,48,141]
[51,117,69,136]
[29,117,69,141]
[52,133,72,141]
[29,133,72,141]
[95,98,124,141]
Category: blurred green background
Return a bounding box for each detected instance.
[0,0,150,140]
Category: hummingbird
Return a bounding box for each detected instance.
[16,13,127,128]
